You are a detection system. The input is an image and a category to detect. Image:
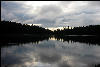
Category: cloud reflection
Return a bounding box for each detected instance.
[1,38,100,67]
[38,53,61,64]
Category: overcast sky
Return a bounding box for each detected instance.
[1,1,100,29]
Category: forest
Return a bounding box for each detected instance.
[53,25,100,35]
[0,20,100,36]
[0,20,52,35]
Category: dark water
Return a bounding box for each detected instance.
[1,36,100,67]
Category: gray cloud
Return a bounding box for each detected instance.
[88,1,100,6]
[33,5,63,27]
[59,1,73,8]
[39,5,62,15]
[1,1,35,23]
[58,61,71,67]
[1,1,100,28]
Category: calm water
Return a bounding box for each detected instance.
[1,37,100,67]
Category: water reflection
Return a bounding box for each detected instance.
[1,36,100,47]
[0,36,49,47]
[53,35,100,45]
[1,36,100,67]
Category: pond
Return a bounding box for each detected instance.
[1,36,100,67]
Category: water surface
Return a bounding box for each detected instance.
[1,36,100,67]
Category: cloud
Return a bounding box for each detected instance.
[39,5,62,15]
[88,1,100,6]
[1,1,100,28]
[1,1,36,23]
[32,5,63,27]
[58,61,71,67]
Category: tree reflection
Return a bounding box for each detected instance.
[54,35,100,45]
[0,36,49,47]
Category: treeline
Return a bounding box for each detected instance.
[0,20,100,35]
[53,25,100,35]
[0,20,52,35]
